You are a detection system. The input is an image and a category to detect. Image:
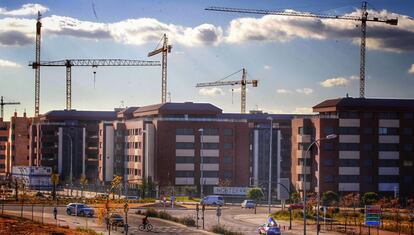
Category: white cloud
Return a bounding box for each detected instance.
[199,87,224,96]
[349,75,359,80]
[409,64,414,74]
[295,88,313,95]
[0,59,21,68]
[293,107,314,114]
[276,89,292,94]
[225,10,414,52]
[0,4,49,16]
[264,65,271,70]
[174,51,185,55]
[320,77,349,88]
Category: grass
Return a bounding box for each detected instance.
[76,227,103,235]
[169,196,200,202]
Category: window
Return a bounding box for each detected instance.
[0,164,7,168]
[339,143,359,151]
[363,112,373,119]
[176,142,195,149]
[298,159,311,166]
[203,143,219,149]
[202,157,219,163]
[379,112,399,119]
[403,160,413,167]
[134,169,138,175]
[362,127,373,135]
[378,175,399,183]
[322,159,334,166]
[323,143,334,151]
[175,171,194,177]
[404,144,413,152]
[363,144,373,151]
[298,143,310,150]
[298,126,312,135]
[223,143,233,149]
[339,127,359,135]
[0,136,8,141]
[0,155,4,160]
[223,171,232,179]
[324,127,335,135]
[363,159,373,167]
[404,176,413,183]
[339,112,359,119]
[378,144,399,151]
[403,128,413,135]
[378,159,399,167]
[323,175,334,183]
[203,171,219,177]
[176,128,194,135]
[378,127,399,135]
[223,156,232,164]
[338,175,359,183]
[223,128,233,136]
[176,156,194,163]
[339,159,359,167]
[203,128,219,136]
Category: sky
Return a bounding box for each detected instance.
[0,0,413,120]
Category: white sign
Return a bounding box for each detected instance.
[213,187,249,195]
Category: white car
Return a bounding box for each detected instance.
[241,200,256,209]
[201,195,224,206]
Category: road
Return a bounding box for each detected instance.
[0,204,205,235]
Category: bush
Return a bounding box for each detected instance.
[159,211,174,220]
[145,208,159,217]
[179,216,196,227]
[211,225,244,235]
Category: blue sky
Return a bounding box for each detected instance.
[0,0,413,119]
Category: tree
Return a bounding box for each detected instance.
[322,191,339,207]
[80,174,88,199]
[51,173,60,200]
[362,192,379,205]
[139,177,148,199]
[111,175,123,199]
[247,188,264,214]
[290,192,301,203]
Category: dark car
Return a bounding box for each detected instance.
[66,203,94,217]
[289,203,303,209]
[107,213,124,227]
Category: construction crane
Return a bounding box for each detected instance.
[205,1,398,98]
[0,96,20,119]
[196,68,258,113]
[29,59,161,110]
[33,11,42,117]
[148,34,172,103]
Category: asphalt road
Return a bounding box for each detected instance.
[1,204,203,235]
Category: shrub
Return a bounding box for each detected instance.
[211,225,244,235]
[179,216,196,227]
[145,208,159,217]
[159,211,174,220]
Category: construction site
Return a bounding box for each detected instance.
[0,0,413,203]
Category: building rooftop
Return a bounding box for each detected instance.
[133,102,222,117]
[219,113,295,121]
[117,106,139,119]
[313,97,414,112]
[41,110,117,121]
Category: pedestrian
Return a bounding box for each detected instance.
[53,207,57,220]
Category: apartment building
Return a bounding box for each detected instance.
[99,102,251,195]
[0,119,10,178]
[292,97,414,197]
[29,110,117,183]
[6,112,31,174]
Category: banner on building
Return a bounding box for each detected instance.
[213,187,249,196]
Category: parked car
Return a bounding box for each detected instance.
[95,193,109,199]
[201,195,224,206]
[258,224,281,235]
[106,213,124,227]
[241,200,256,209]
[289,203,303,209]
[66,203,94,217]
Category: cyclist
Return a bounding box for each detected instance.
[142,215,149,229]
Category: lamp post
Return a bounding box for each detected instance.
[267,117,273,214]
[198,128,204,199]
[303,134,337,235]
[63,132,73,196]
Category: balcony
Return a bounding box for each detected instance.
[175,177,194,185]
[339,183,360,192]
[339,151,360,159]
[378,167,399,175]
[379,119,399,128]
[339,167,360,175]
[296,166,311,174]
[297,134,311,143]
[379,135,399,144]
[339,135,360,143]
[296,181,310,190]
[339,119,360,127]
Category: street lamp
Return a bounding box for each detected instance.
[62,132,73,196]
[267,117,273,214]
[303,134,337,235]
[198,128,204,199]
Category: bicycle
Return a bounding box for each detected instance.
[138,222,153,232]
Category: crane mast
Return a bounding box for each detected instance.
[0,96,21,119]
[34,11,42,117]
[196,68,258,113]
[29,59,161,110]
[148,34,172,103]
[205,1,398,98]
